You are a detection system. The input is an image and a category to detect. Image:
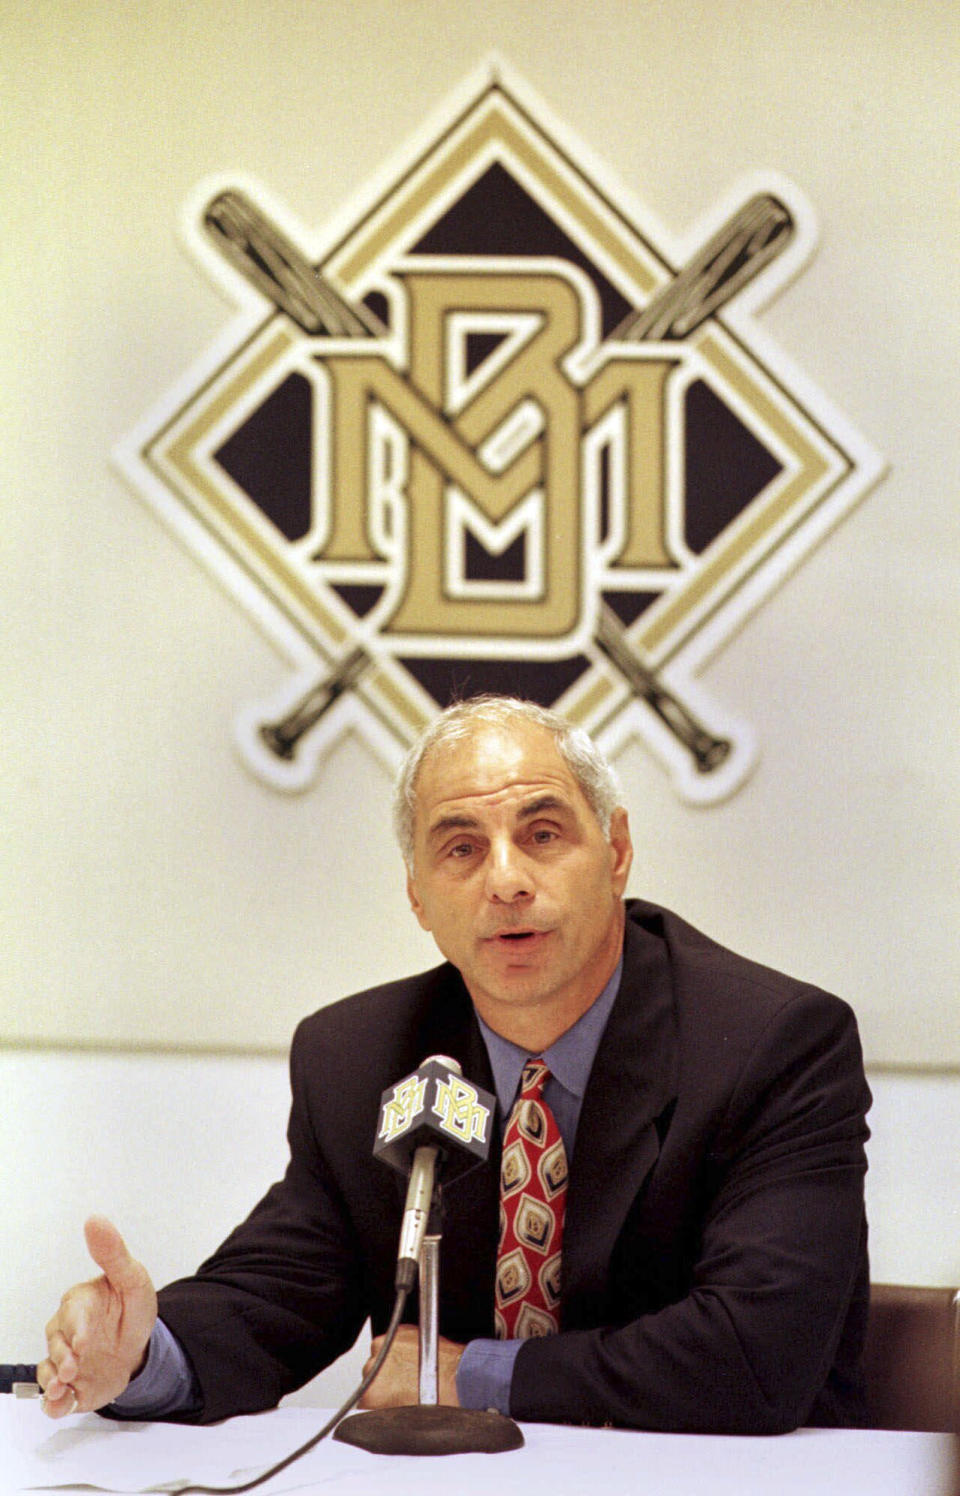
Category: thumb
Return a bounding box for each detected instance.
[83,1215,146,1295]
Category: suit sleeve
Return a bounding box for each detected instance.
[509,987,871,1434]
[154,1020,368,1423]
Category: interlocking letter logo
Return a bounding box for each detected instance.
[379,1076,428,1144]
[433,1076,491,1147]
[317,266,678,647]
[115,62,883,805]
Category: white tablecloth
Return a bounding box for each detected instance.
[3,1400,957,1496]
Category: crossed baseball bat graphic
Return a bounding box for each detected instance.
[204,185,794,776]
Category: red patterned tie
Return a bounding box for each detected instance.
[495,1058,568,1338]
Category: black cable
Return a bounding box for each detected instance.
[174,1287,409,1495]
[2,1290,409,1490]
[1,1364,38,1394]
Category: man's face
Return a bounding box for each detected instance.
[405,719,633,1042]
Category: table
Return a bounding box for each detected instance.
[4,1400,957,1496]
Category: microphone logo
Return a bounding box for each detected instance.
[432,1075,490,1148]
[378,1076,428,1144]
[374,1056,494,1179]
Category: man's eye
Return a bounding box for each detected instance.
[531,827,558,844]
[449,841,476,858]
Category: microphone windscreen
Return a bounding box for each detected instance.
[374,1055,495,1180]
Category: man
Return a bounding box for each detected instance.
[39,696,871,1432]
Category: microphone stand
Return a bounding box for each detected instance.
[418,1233,442,1407]
[334,1195,523,1455]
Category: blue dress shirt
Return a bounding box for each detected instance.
[456,956,622,1413]
[112,955,623,1420]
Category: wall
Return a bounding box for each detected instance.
[2,0,958,1391]
[3,1049,959,1406]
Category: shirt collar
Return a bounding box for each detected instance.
[476,952,624,1119]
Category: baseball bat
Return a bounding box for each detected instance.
[257,645,368,759]
[593,604,730,771]
[207,188,794,770]
[612,192,794,342]
[204,190,388,338]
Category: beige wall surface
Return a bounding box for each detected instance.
[2,1,958,1064]
[1,1049,958,1402]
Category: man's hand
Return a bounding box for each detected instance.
[37,1216,158,1418]
[359,1324,464,1409]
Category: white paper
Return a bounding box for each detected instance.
[3,1402,346,1493]
[2,1399,956,1496]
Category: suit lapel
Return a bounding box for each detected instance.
[384,921,678,1334]
[438,1004,502,1336]
[561,910,678,1318]
[390,967,502,1337]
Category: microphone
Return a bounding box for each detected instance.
[374,1055,494,1291]
[333,1055,522,1456]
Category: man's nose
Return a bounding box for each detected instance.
[484,840,533,903]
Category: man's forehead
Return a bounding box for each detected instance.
[413,720,585,824]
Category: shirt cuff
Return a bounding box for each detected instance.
[456,1337,522,1416]
[103,1318,200,1420]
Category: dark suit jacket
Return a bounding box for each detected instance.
[158,900,871,1433]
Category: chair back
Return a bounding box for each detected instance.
[864,1283,960,1431]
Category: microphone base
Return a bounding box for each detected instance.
[333,1403,524,1455]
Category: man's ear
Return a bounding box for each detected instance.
[608,806,633,897]
[406,869,431,931]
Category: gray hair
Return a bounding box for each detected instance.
[393,695,623,865]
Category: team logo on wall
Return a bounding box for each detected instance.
[115,62,883,803]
